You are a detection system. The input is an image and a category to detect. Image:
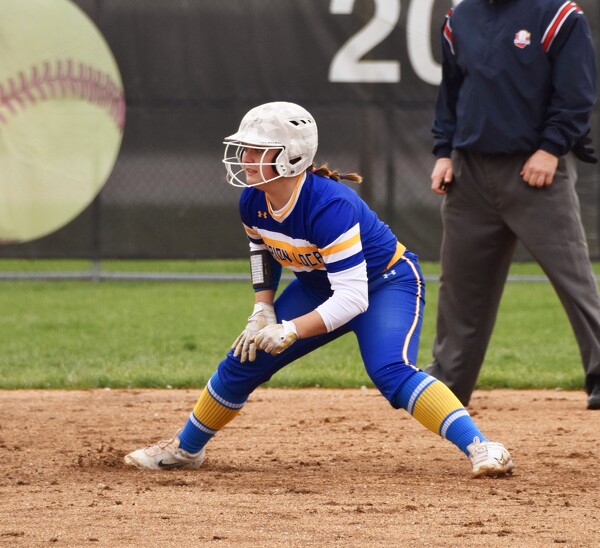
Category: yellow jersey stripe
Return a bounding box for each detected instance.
[384,241,406,271]
[261,236,318,256]
[243,224,260,239]
[319,231,361,257]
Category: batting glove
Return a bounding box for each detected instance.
[231,302,277,362]
[254,320,299,356]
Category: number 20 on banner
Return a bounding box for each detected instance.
[329,0,461,85]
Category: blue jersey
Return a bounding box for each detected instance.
[433,0,596,158]
[239,172,403,293]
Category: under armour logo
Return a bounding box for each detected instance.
[258,211,268,219]
[383,269,396,279]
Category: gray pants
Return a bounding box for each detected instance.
[426,150,600,405]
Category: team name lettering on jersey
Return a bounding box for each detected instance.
[265,243,324,268]
[243,224,360,273]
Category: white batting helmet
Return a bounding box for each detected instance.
[223,101,318,187]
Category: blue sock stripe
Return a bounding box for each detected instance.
[178,371,249,454]
[209,371,248,406]
[439,408,469,438]
[406,376,436,415]
[207,378,245,410]
[444,414,488,456]
[188,412,218,436]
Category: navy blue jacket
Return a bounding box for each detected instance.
[432,0,597,158]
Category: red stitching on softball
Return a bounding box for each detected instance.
[0,58,125,131]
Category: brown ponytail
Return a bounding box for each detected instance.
[311,163,363,184]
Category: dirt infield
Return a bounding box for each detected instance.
[1,388,598,547]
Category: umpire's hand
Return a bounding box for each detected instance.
[520,150,558,188]
[431,157,453,195]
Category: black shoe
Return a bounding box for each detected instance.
[587,377,600,410]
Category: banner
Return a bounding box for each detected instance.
[2,0,598,260]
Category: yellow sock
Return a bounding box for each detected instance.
[192,385,243,431]
[410,379,465,435]
[178,373,248,453]
[397,371,485,454]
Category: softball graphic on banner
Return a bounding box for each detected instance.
[0,0,125,243]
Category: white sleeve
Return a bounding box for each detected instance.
[315,262,369,332]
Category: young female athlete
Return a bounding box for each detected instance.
[124,102,513,478]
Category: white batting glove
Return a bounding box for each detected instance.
[231,302,277,362]
[254,320,299,356]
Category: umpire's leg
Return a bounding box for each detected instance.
[503,153,600,391]
[426,151,517,406]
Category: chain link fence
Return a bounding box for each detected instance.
[1,0,598,262]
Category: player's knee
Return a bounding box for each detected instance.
[368,362,420,409]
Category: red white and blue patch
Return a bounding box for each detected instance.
[514,30,531,49]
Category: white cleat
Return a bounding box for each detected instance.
[468,437,514,478]
[124,435,205,470]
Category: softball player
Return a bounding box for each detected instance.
[124,102,513,478]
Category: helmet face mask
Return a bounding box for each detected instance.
[223,143,285,187]
[222,102,318,188]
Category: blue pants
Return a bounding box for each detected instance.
[218,252,425,408]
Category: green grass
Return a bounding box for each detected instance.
[0,259,250,274]
[0,260,598,390]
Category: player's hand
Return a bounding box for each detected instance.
[520,150,558,188]
[431,157,453,195]
[254,320,299,356]
[231,302,277,362]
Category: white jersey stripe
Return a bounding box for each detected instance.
[322,240,363,264]
[249,222,363,271]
